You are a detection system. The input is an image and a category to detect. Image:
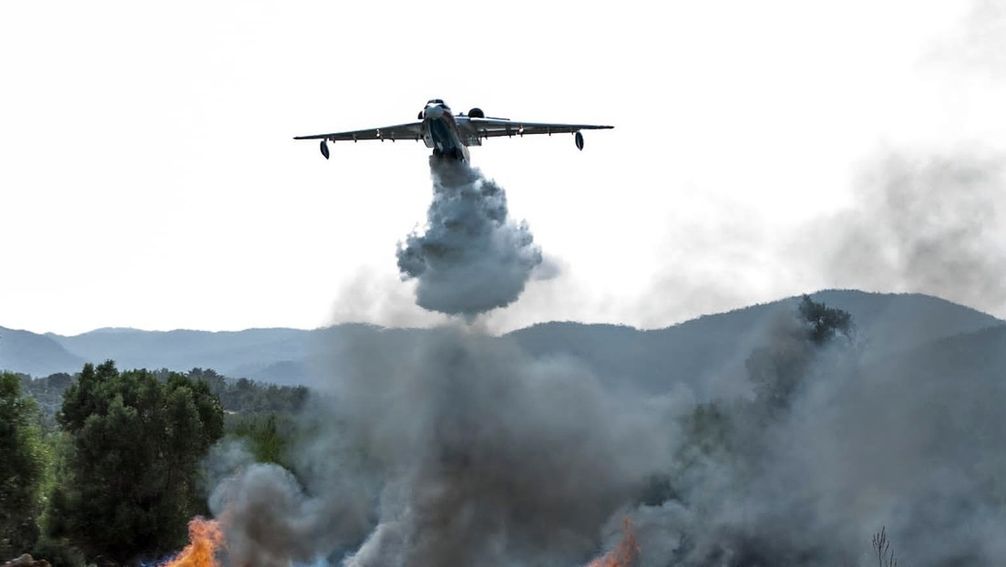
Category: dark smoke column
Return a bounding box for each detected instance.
[397,158,543,317]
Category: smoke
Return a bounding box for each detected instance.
[201,292,1006,566]
[205,328,678,566]
[546,149,1006,330]
[323,328,676,566]
[396,158,544,318]
[811,152,1006,315]
[929,0,1006,73]
[204,443,372,567]
[622,304,1006,566]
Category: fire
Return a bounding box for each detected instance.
[161,517,223,567]
[586,517,640,567]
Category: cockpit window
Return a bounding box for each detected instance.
[427,99,444,105]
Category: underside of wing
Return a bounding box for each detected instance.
[463,118,613,139]
[293,122,424,142]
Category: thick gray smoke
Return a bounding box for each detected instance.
[623,304,1006,566]
[813,153,1006,315]
[207,327,677,566]
[204,296,1006,566]
[204,442,371,567]
[396,158,543,318]
[328,330,675,566]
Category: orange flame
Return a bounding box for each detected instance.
[161,517,223,567]
[586,517,640,567]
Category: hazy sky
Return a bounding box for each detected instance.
[2,1,1004,334]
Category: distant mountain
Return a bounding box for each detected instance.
[2,291,1001,391]
[507,290,1003,396]
[868,323,1006,386]
[0,326,84,376]
[50,327,313,385]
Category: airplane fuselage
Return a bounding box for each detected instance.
[421,101,470,162]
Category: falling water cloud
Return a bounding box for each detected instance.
[396,157,544,318]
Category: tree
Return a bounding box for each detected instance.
[50,361,224,563]
[747,296,853,412]
[226,412,293,466]
[797,294,853,345]
[0,372,46,558]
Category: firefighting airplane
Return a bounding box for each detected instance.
[294,99,613,162]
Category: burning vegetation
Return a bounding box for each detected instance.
[160,518,223,567]
[586,518,640,567]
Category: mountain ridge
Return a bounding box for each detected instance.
[2,291,1001,390]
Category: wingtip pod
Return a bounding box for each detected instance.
[320,139,330,160]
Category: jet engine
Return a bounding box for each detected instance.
[320,140,330,159]
[574,131,584,150]
[468,107,485,118]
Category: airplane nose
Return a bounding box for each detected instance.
[425,105,444,120]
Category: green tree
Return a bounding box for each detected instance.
[0,372,46,558]
[226,412,293,466]
[797,294,853,345]
[50,361,224,563]
[747,295,853,411]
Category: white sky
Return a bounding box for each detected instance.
[1,1,1004,335]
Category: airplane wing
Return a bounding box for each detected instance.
[293,122,424,142]
[464,118,613,139]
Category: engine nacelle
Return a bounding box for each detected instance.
[574,131,584,151]
[468,107,485,118]
[320,140,330,159]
